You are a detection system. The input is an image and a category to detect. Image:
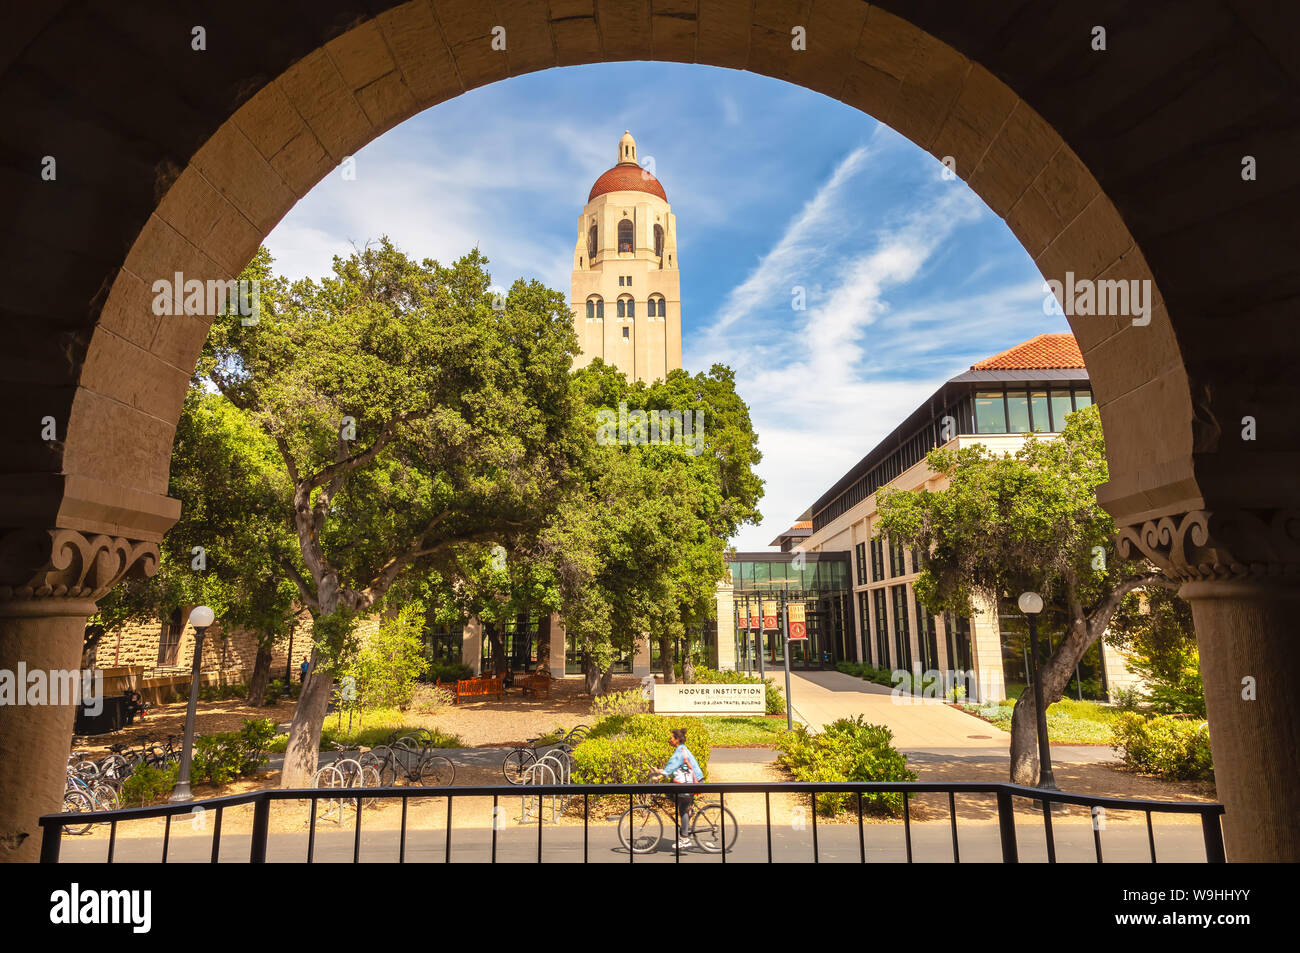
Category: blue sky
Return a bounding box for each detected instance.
[265,62,1067,551]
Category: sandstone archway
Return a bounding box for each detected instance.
[2,1,1297,862]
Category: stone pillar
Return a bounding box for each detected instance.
[461,617,482,675]
[0,529,158,863]
[968,591,1006,704]
[548,613,567,678]
[714,582,735,672]
[1119,510,1300,862]
[632,636,651,677]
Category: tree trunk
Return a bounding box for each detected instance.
[281,646,329,787]
[487,623,508,675]
[682,644,695,684]
[599,667,615,694]
[660,636,676,683]
[537,614,550,672]
[583,654,603,695]
[247,643,273,706]
[1007,618,1098,785]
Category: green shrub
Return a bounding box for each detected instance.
[427,662,474,684]
[692,667,785,715]
[189,717,276,785]
[120,763,180,806]
[197,683,248,702]
[777,715,916,817]
[573,715,713,787]
[591,688,650,718]
[1111,712,1213,781]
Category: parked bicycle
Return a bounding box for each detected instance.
[368,731,455,787]
[312,742,381,819]
[503,725,588,784]
[615,774,738,855]
[62,761,121,835]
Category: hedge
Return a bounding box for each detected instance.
[1110,712,1214,781]
[777,715,916,816]
[573,714,713,787]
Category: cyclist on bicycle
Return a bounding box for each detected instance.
[652,728,703,849]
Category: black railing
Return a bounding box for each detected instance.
[39,781,1226,863]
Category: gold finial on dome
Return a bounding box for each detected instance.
[617,130,637,166]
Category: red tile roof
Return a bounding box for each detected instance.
[588,163,667,202]
[971,333,1084,371]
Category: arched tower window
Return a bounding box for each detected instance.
[649,295,664,318]
[587,224,597,261]
[587,296,603,320]
[654,224,664,258]
[618,219,633,253]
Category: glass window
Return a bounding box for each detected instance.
[654,224,664,257]
[873,589,890,669]
[1049,389,1073,431]
[596,299,603,320]
[855,542,867,586]
[1006,391,1031,433]
[975,391,1007,433]
[1074,388,1093,409]
[587,225,597,261]
[585,299,594,320]
[892,585,912,671]
[622,327,629,340]
[617,298,626,318]
[618,219,633,252]
[1029,390,1050,432]
[626,299,635,318]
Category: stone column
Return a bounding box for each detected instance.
[548,613,567,678]
[1119,510,1300,862]
[461,617,483,675]
[0,529,158,863]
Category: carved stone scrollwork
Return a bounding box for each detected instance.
[0,528,159,602]
[1116,509,1300,584]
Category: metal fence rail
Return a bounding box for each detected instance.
[38,781,1226,864]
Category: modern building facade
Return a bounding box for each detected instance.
[570,131,682,383]
[719,334,1142,702]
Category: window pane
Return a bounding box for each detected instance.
[1029,390,1049,432]
[1074,388,1093,409]
[975,391,1007,433]
[1050,389,1073,431]
[1006,391,1030,433]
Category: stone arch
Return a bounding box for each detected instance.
[3,0,1299,862]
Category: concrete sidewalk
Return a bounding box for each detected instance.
[781,670,1118,763]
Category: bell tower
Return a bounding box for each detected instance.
[571,131,682,383]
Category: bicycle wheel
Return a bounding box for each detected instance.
[62,791,93,835]
[92,781,121,810]
[691,804,739,854]
[617,805,663,854]
[312,765,345,821]
[359,764,382,808]
[367,746,399,787]
[502,747,535,784]
[417,755,455,787]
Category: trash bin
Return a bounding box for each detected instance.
[73,694,126,736]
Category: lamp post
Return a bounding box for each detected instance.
[1017,591,1057,791]
[170,605,214,803]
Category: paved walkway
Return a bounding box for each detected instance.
[782,670,1118,763]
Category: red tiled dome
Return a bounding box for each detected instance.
[588,164,667,202]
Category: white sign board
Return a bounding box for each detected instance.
[653,683,765,715]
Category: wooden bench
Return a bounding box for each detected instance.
[450,677,503,704]
[520,673,552,698]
